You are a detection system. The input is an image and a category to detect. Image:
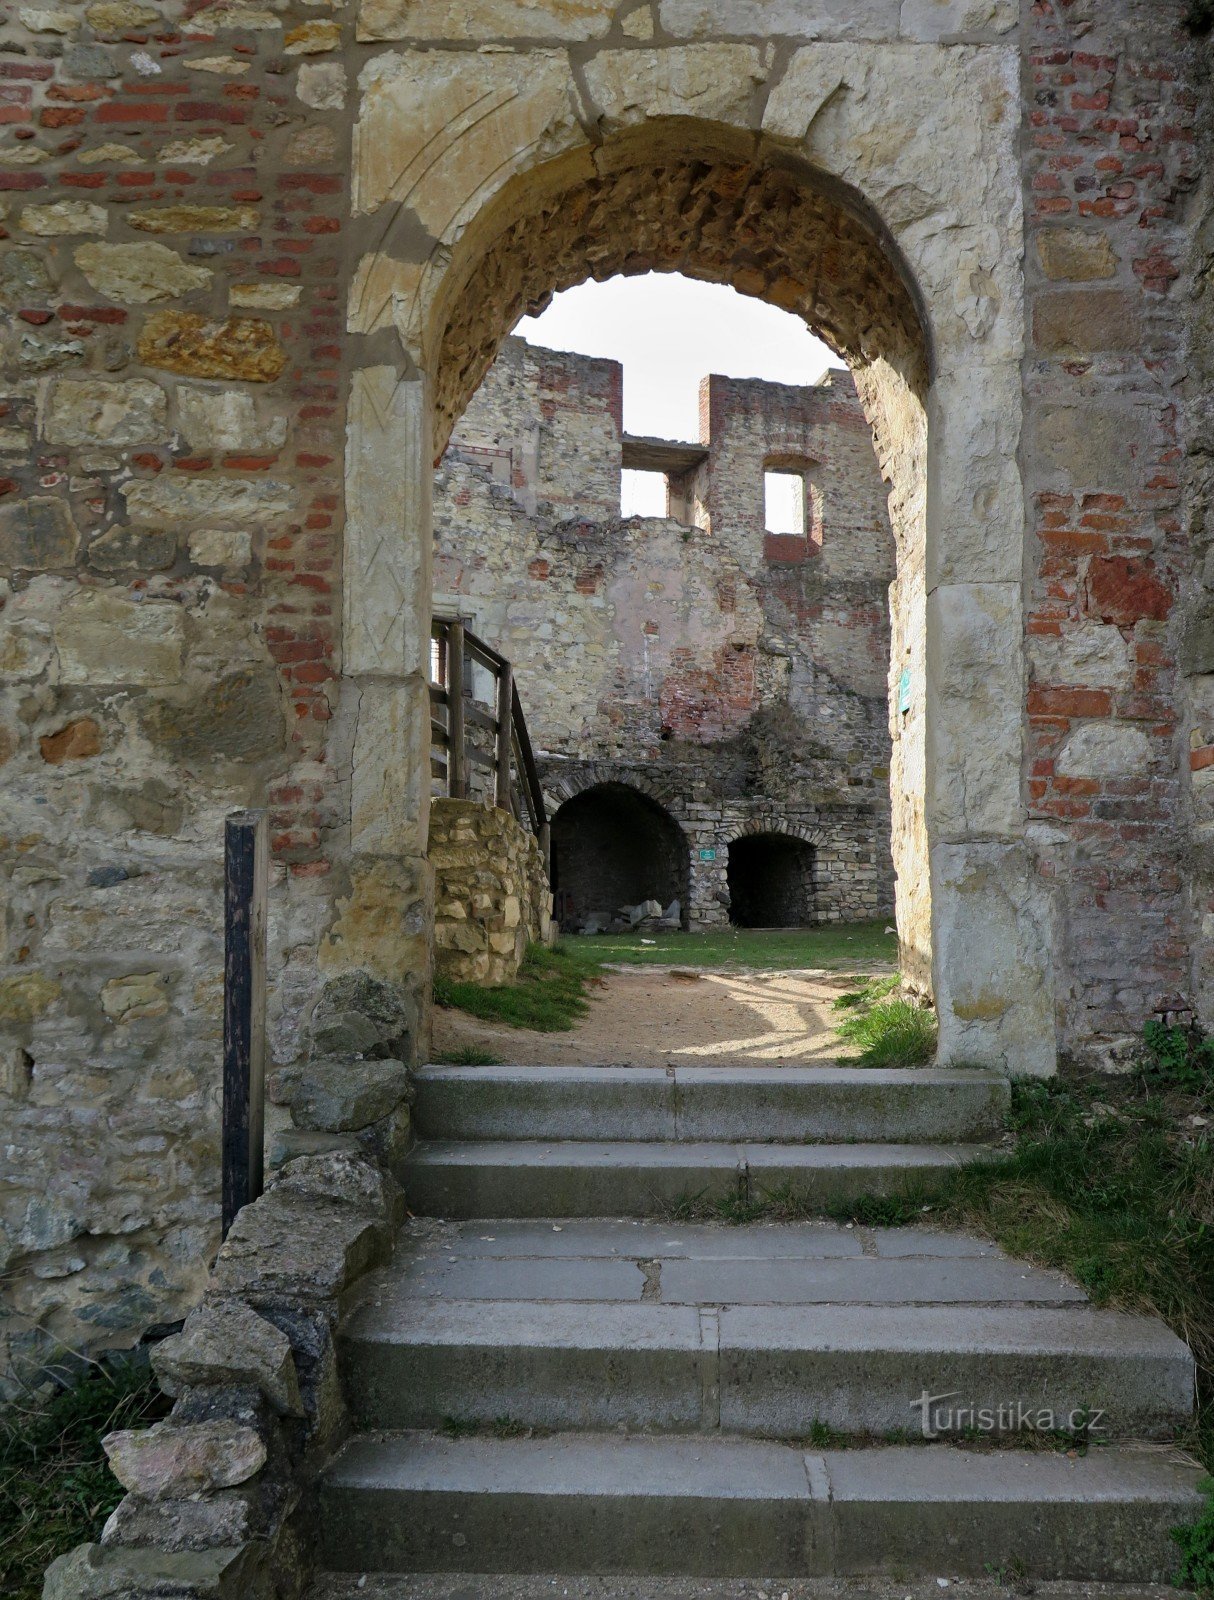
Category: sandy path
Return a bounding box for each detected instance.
[431,965,883,1067]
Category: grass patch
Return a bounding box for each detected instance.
[431,1046,503,1066]
[433,943,596,1033]
[555,919,897,973]
[1,1356,168,1600]
[830,968,937,1068]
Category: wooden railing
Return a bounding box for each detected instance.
[430,617,550,867]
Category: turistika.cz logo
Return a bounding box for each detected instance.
[910,1391,1107,1440]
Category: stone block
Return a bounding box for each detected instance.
[151,1300,305,1417]
[102,1420,266,1499]
[353,50,583,235]
[1033,289,1141,355]
[0,972,60,1023]
[137,312,286,382]
[101,1491,254,1553]
[582,45,767,133]
[1035,228,1117,282]
[898,0,1015,36]
[129,205,258,235]
[0,496,79,570]
[55,592,185,686]
[123,474,292,526]
[658,0,898,36]
[138,669,285,765]
[357,0,615,40]
[42,1542,257,1600]
[286,1057,412,1133]
[211,1191,389,1301]
[43,378,167,448]
[297,61,347,108]
[189,528,253,569]
[39,718,101,764]
[18,201,107,236]
[1057,723,1152,778]
[73,241,212,304]
[272,1149,403,1222]
[88,526,178,573]
[310,970,416,1059]
[176,388,287,452]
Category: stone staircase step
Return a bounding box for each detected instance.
[339,1298,1193,1437]
[316,1431,1204,1581]
[414,1064,1010,1144]
[306,1576,1199,1600]
[402,1139,985,1218]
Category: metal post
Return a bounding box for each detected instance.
[495,663,513,811]
[448,621,466,800]
[222,809,267,1238]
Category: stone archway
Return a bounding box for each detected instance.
[342,43,1053,1073]
[550,782,691,933]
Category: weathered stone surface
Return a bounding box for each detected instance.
[286,1056,411,1132]
[1034,288,1141,354]
[42,1541,254,1600]
[0,249,54,306]
[284,124,337,165]
[64,43,119,78]
[1057,722,1152,779]
[137,312,287,382]
[0,615,54,681]
[151,1300,305,1416]
[188,528,252,568]
[184,54,250,73]
[357,0,615,41]
[43,378,167,448]
[75,143,142,168]
[1035,228,1117,282]
[0,972,60,1023]
[17,331,85,372]
[196,1,282,25]
[899,0,1015,37]
[1028,625,1134,691]
[18,201,107,236]
[431,798,551,983]
[229,281,301,310]
[139,669,285,764]
[100,973,170,1022]
[311,970,416,1059]
[20,6,81,30]
[211,1190,388,1300]
[1087,555,1172,625]
[582,44,767,133]
[123,473,292,525]
[74,242,213,304]
[129,205,259,235]
[658,0,902,35]
[1032,402,1141,491]
[353,50,581,233]
[85,0,159,27]
[297,61,347,108]
[0,496,79,569]
[272,1149,402,1221]
[88,526,178,572]
[39,718,102,764]
[176,388,287,452]
[158,134,233,165]
[103,1420,266,1498]
[55,592,185,686]
[285,18,340,49]
[101,1491,253,1553]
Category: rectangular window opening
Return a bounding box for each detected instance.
[764,469,807,537]
[621,468,669,518]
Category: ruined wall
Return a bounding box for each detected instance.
[435,338,896,927]
[1,0,1212,1391]
[430,797,552,985]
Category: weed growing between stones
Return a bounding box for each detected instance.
[431,1046,504,1066]
[833,976,937,1067]
[1173,1481,1214,1592]
[432,944,598,1032]
[0,1355,168,1600]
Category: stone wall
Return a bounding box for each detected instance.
[429,797,552,985]
[1,0,1212,1394]
[435,338,897,928]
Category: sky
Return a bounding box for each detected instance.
[516,272,836,442]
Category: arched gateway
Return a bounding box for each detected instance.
[339,50,1052,1073]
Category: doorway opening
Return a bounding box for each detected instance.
[550,783,690,934]
[727,833,816,928]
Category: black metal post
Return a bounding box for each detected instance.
[222,809,267,1238]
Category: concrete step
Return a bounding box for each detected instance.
[414,1064,1010,1144]
[306,1575,1203,1600]
[316,1430,1205,1581]
[402,1139,986,1218]
[340,1298,1194,1438]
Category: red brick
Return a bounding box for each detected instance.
[96,101,170,124]
[1086,555,1172,623]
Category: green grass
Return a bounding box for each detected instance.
[433,943,595,1032]
[0,1357,168,1600]
[555,919,897,973]
[835,997,937,1067]
[431,1046,504,1066]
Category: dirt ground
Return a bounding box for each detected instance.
[431,965,878,1067]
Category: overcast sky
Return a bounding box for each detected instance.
[517,273,836,443]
